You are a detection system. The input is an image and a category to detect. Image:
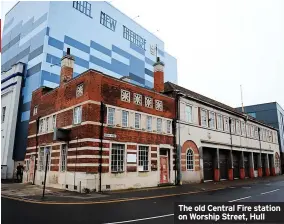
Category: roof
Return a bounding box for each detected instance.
[164,82,277,131]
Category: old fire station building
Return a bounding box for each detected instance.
[24,49,175,191]
[164,83,281,183]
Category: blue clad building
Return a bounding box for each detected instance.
[1,1,178,162]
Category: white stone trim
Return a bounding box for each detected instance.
[127,150,137,153]
[67,155,109,159]
[67,147,109,151]
[67,163,108,167]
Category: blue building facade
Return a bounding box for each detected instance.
[236,102,284,170]
[1,1,178,161]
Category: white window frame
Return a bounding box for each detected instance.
[241,122,246,136]
[52,115,56,130]
[186,149,194,171]
[185,105,192,123]
[157,118,162,133]
[147,116,152,131]
[201,109,208,127]
[111,144,125,172]
[76,83,84,98]
[38,147,45,171]
[231,119,235,133]
[138,145,149,172]
[38,146,51,171]
[209,111,215,129]
[60,144,68,172]
[133,93,142,106]
[217,114,223,130]
[155,100,163,111]
[107,107,115,125]
[145,96,153,108]
[224,117,229,132]
[73,106,82,125]
[236,120,241,135]
[135,113,141,129]
[167,120,172,134]
[46,117,49,132]
[33,106,38,116]
[122,110,129,127]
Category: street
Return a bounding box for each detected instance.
[2,179,284,224]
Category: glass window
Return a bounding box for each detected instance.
[60,144,67,172]
[76,83,84,97]
[231,119,235,133]
[73,106,82,124]
[111,144,125,172]
[209,112,215,129]
[224,117,229,132]
[147,116,152,131]
[33,106,38,116]
[52,115,56,130]
[217,114,223,130]
[38,148,45,171]
[135,113,141,129]
[157,118,162,133]
[39,147,50,171]
[167,121,172,134]
[201,109,208,127]
[241,122,245,136]
[107,107,115,125]
[122,110,129,127]
[186,149,194,171]
[185,105,192,122]
[255,126,259,139]
[138,146,149,171]
[236,120,241,134]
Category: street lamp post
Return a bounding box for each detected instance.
[42,147,49,199]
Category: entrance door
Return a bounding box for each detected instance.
[261,154,266,175]
[269,154,273,175]
[233,151,240,179]
[203,148,214,181]
[243,153,250,178]
[160,156,169,184]
[219,150,228,180]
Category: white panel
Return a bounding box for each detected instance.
[145,63,154,71]
[90,48,112,63]
[19,21,47,47]
[112,52,129,65]
[27,54,44,69]
[89,62,121,79]
[145,74,153,83]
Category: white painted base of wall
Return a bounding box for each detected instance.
[181,171,202,183]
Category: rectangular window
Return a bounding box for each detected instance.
[167,120,172,134]
[52,115,56,130]
[42,118,47,133]
[185,105,192,122]
[33,106,38,116]
[39,119,43,134]
[201,109,208,127]
[2,107,6,123]
[241,122,245,136]
[107,107,115,125]
[138,146,149,171]
[76,83,84,98]
[60,144,67,172]
[73,1,92,17]
[122,110,129,127]
[157,118,162,133]
[38,148,44,171]
[209,112,215,129]
[135,113,141,129]
[111,144,125,172]
[46,117,49,132]
[224,117,229,132]
[73,106,82,124]
[231,119,235,133]
[236,120,241,134]
[217,114,223,130]
[251,125,254,138]
[255,126,259,139]
[147,116,152,131]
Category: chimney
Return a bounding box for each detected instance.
[60,48,74,85]
[153,57,165,92]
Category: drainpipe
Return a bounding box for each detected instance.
[258,127,262,177]
[175,91,182,185]
[32,116,41,185]
[99,102,105,192]
[228,118,233,180]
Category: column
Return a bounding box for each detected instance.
[258,153,263,177]
[214,148,220,182]
[240,151,245,179]
[249,152,254,178]
[271,154,276,176]
[265,154,270,176]
[228,150,234,181]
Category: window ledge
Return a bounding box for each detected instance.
[138,170,149,173]
[111,171,124,174]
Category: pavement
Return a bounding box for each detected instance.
[2,175,284,224]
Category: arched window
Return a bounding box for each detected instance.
[186,149,194,171]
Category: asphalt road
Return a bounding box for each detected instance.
[2,179,284,224]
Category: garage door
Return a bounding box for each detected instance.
[261,154,267,176]
[269,154,273,175]
[233,151,241,179]
[243,152,250,178]
[219,150,228,180]
[203,148,214,181]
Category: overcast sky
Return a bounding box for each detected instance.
[1,0,284,109]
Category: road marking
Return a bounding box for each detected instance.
[260,189,280,195]
[228,196,251,202]
[1,187,226,205]
[103,214,174,224]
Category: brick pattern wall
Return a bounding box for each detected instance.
[181,140,200,172]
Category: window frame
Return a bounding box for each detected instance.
[147,116,152,131]
[231,119,236,134]
[60,144,68,172]
[111,144,125,173]
[185,105,192,123]
[186,149,194,171]
[122,110,129,127]
[138,145,149,172]
[209,111,216,129]
[166,120,172,134]
[33,106,38,116]
[201,109,208,127]
[217,114,223,130]
[236,120,241,135]
[76,83,84,98]
[157,118,162,133]
[134,113,141,129]
[107,107,115,126]
[73,106,82,125]
[224,117,229,132]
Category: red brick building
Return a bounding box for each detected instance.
[24,49,175,191]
